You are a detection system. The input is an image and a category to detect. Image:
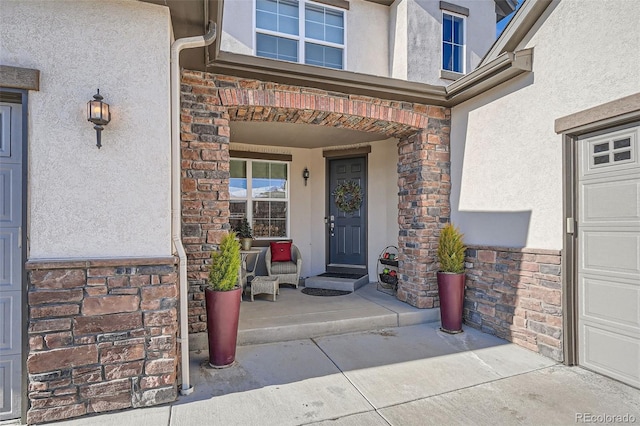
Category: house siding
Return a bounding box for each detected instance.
[25,258,179,424]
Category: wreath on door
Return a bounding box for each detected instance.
[332,181,363,214]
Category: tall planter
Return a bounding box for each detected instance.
[205,287,242,368]
[437,272,465,334]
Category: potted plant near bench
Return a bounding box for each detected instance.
[205,231,242,368]
[436,223,466,334]
[235,217,253,250]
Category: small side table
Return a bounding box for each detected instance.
[249,276,279,302]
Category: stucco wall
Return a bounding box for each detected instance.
[0,0,172,258]
[230,139,399,279]
[389,0,408,80]
[450,0,640,249]
[397,0,496,85]
[221,0,389,77]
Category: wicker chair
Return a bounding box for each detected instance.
[265,244,302,288]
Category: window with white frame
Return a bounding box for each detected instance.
[255,0,345,70]
[442,12,465,73]
[230,159,290,239]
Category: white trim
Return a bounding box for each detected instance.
[441,10,466,75]
[253,0,346,69]
[230,158,291,239]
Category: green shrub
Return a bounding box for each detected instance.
[208,232,241,291]
[235,217,253,239]
[437,223,466,274]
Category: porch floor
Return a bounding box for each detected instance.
[190,282,440,350]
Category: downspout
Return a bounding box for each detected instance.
[171,22,216,396]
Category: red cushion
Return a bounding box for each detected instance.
[270,241,292,262]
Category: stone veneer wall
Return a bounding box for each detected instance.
[180,70,452,331]
[25,257,179,424]
[396,120,451,308]
[463,245,563,361]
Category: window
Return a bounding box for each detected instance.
[230,159,290,238]
[255,0,345,69]
[442,12,465,73]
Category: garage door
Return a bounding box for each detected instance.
[578,125,640,388]
[0,102,22,420]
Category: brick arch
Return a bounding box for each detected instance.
[216,77,445,140]
[180,70,451,330]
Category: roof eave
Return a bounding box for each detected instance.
[481,0,552,67]
[446,48,533,105]
[209,51,449,106]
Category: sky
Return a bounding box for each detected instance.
[496,0,525,38]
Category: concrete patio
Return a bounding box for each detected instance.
[48,297,640,426]
[190,282,440,349]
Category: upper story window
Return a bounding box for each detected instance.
[255,0,345,70]
[442,12,465,74]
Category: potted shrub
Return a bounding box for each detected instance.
[205,231,242,368]
[436,223,466,334]
[235,217,253,250]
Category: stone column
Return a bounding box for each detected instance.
[180,71,231,333]
[396,109,451,308]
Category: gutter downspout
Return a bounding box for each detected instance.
[171,22,216,396]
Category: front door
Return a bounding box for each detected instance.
[0,101,23,420]
[327,157,367,269]
[577,125,640,388]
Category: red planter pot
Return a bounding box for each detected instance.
[437,272,465,334]
[205,286,242,368]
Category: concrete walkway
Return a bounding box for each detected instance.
[53,323,640,426]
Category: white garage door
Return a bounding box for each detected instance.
[578,125,640,388]
[0,102,22,420]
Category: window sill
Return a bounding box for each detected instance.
[440,69,465,81]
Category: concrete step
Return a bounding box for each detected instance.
[304,273,369,292]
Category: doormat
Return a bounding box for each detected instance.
[301,288,352,297]
[318,272,367,279]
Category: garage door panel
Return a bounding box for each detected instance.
[0,356,20,419]
[580,324,640,388]
[582,179,640,222]
[581,276,640,329]
[582,127,638,176]
[0,101,22,421]
[580,231,640,276]
[0,165,21,225]
[578,124,640,389]
[0,229,19,291]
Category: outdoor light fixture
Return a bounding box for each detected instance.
[87,89,111,148]
[303,167,310,186]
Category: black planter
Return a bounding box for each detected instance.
[204,286,242,368]
[436,272,465,334]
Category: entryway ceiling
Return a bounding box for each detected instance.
[230,121,387,149]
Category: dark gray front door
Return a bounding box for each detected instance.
[328,157,367,268]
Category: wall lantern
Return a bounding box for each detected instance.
[87,89,111,149]
[303,167,310,186]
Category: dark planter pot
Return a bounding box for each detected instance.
[437,272,465,334]
[205,286,242,368]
